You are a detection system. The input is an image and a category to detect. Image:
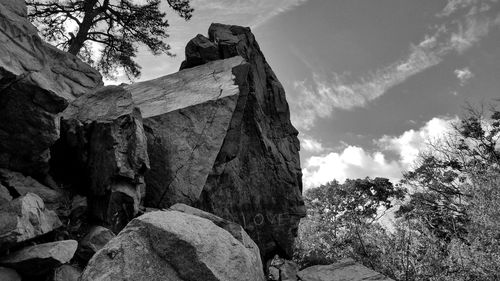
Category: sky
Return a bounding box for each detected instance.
[111,0,500,190]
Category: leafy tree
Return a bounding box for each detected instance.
[294,177,405,268]
[27,0,193,79]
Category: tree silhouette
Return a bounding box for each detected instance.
[27,0,193,79]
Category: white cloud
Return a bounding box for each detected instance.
[302,117,456,189]
[300,135,325,153]
[290,0,500,130]
[454,67,474,85]
[302,146,402,189]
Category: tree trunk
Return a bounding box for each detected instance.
[68,0,100,55]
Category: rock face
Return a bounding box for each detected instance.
[0,240,77,276]
[81,210,265,281]
[126,23,305,260]
[0,193,61,250]
[52,85,149,232]
[0,0,102,178]
[297,259,394,281]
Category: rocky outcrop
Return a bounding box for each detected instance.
[0,193,61,250]
[126,23,305,260]
[0,0,102,178]
[297,259,394,281]
[52,86,149,232]
[81,210,266,281]
[0,240,77,276]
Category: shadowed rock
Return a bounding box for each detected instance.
[0,240,77,276]
[52,86,149,232]
[0,169,65,210]
[0,0,102,178]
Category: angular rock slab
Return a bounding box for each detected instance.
[81,210,265,281]
[0,240,78,276]
[183,24,306,259]
[53,85,149,232]
[0,168,65,210]
[0,183,12,205]
[126,56,250,207]
[0,0,102,177]
[0,193,61,250]
[297,259,394,281]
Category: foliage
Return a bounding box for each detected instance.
[294,177,404,268]
[295,102,500,281]
[27,0,193,79]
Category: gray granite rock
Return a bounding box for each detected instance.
[81,210,265,281]
[0,193,61,250]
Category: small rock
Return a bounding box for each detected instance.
[0,193,62,250]
[78,226,115,261]
[53,264,82,281]
[268,266,280,281]
[0,240,78,276]
[0,266,21,281]
[280,260,299,281]
[297,258,394,281]
[0,183,12,205]
[0,169,65,210]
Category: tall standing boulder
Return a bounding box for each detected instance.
[0,0,102,178]
[127,23,305,260]
[51,86,149,232]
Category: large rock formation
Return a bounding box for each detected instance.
[52,86,149,232]
[126,23,305,260]
[81,210,266,281]
[0,0,102,178]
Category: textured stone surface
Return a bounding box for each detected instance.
[280,260,299,281]
[0,193,61,250]
[0,240,77,276]
[53,264,82,281]
[78,226,115,261]
[297,259,394,281]
[52,85,149,232]
[81,210,265,281]
[126,56,249,207]
[187,23,306,259]
[0,266,21,281]
[0,169,65,210]
[126,24,305,260]
[169,203,261,263]
[0,0,102,177]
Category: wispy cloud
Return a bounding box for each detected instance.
[291,0,500,130]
